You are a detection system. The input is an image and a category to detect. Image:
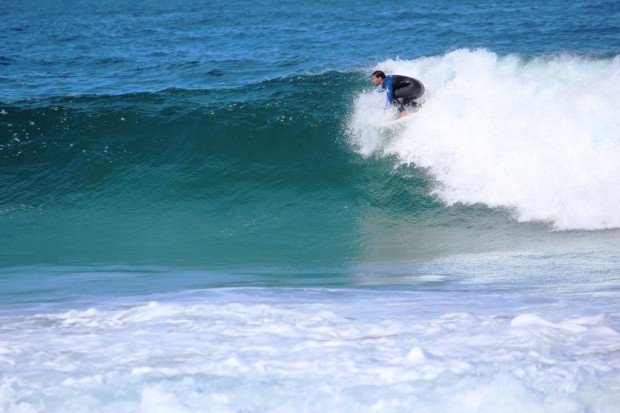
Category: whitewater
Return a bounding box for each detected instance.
[348,49,620,231]
[1,287,619,413]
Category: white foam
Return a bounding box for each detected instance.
[1,289,618,412]
[347,49,620,230]
[405,346,428,364]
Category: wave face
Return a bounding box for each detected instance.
[1,51,619,268]
[348,49,620,230]
[0,73,376,266]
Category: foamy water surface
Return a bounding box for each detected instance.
[1,287,619,413]
[348,49,620,230]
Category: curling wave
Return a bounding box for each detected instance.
[348,49,620,230]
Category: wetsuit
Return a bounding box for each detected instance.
[382,75,425,112]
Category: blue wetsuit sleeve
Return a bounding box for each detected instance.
[386,87,394,105]
[382,76,394,105]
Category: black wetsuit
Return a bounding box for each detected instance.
[382,75,425,112]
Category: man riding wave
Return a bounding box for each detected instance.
[371,70,425,117]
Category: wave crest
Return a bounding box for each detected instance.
[347,49,620,230]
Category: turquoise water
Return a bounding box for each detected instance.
[1,1,619,412]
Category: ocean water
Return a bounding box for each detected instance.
[1,0,619,412]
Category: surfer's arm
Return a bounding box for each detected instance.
[382,75,394,106]
[386,88,394,106]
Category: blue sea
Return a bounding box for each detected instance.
[1,1,619,411]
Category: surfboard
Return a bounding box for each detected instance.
[378,115,412,129]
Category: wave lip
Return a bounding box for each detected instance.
[348,49,620,231]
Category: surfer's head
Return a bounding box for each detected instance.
[371,70,385,86]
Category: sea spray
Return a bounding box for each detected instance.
[348,49,620,230]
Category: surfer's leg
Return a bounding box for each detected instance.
[401,96,419,108]
[394,80,424,105]
[393,97,406,113]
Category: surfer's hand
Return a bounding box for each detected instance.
[400,110,409,118]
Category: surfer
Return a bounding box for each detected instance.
[371,71,425,117]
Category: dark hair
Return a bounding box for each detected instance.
[372,70,386,79]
